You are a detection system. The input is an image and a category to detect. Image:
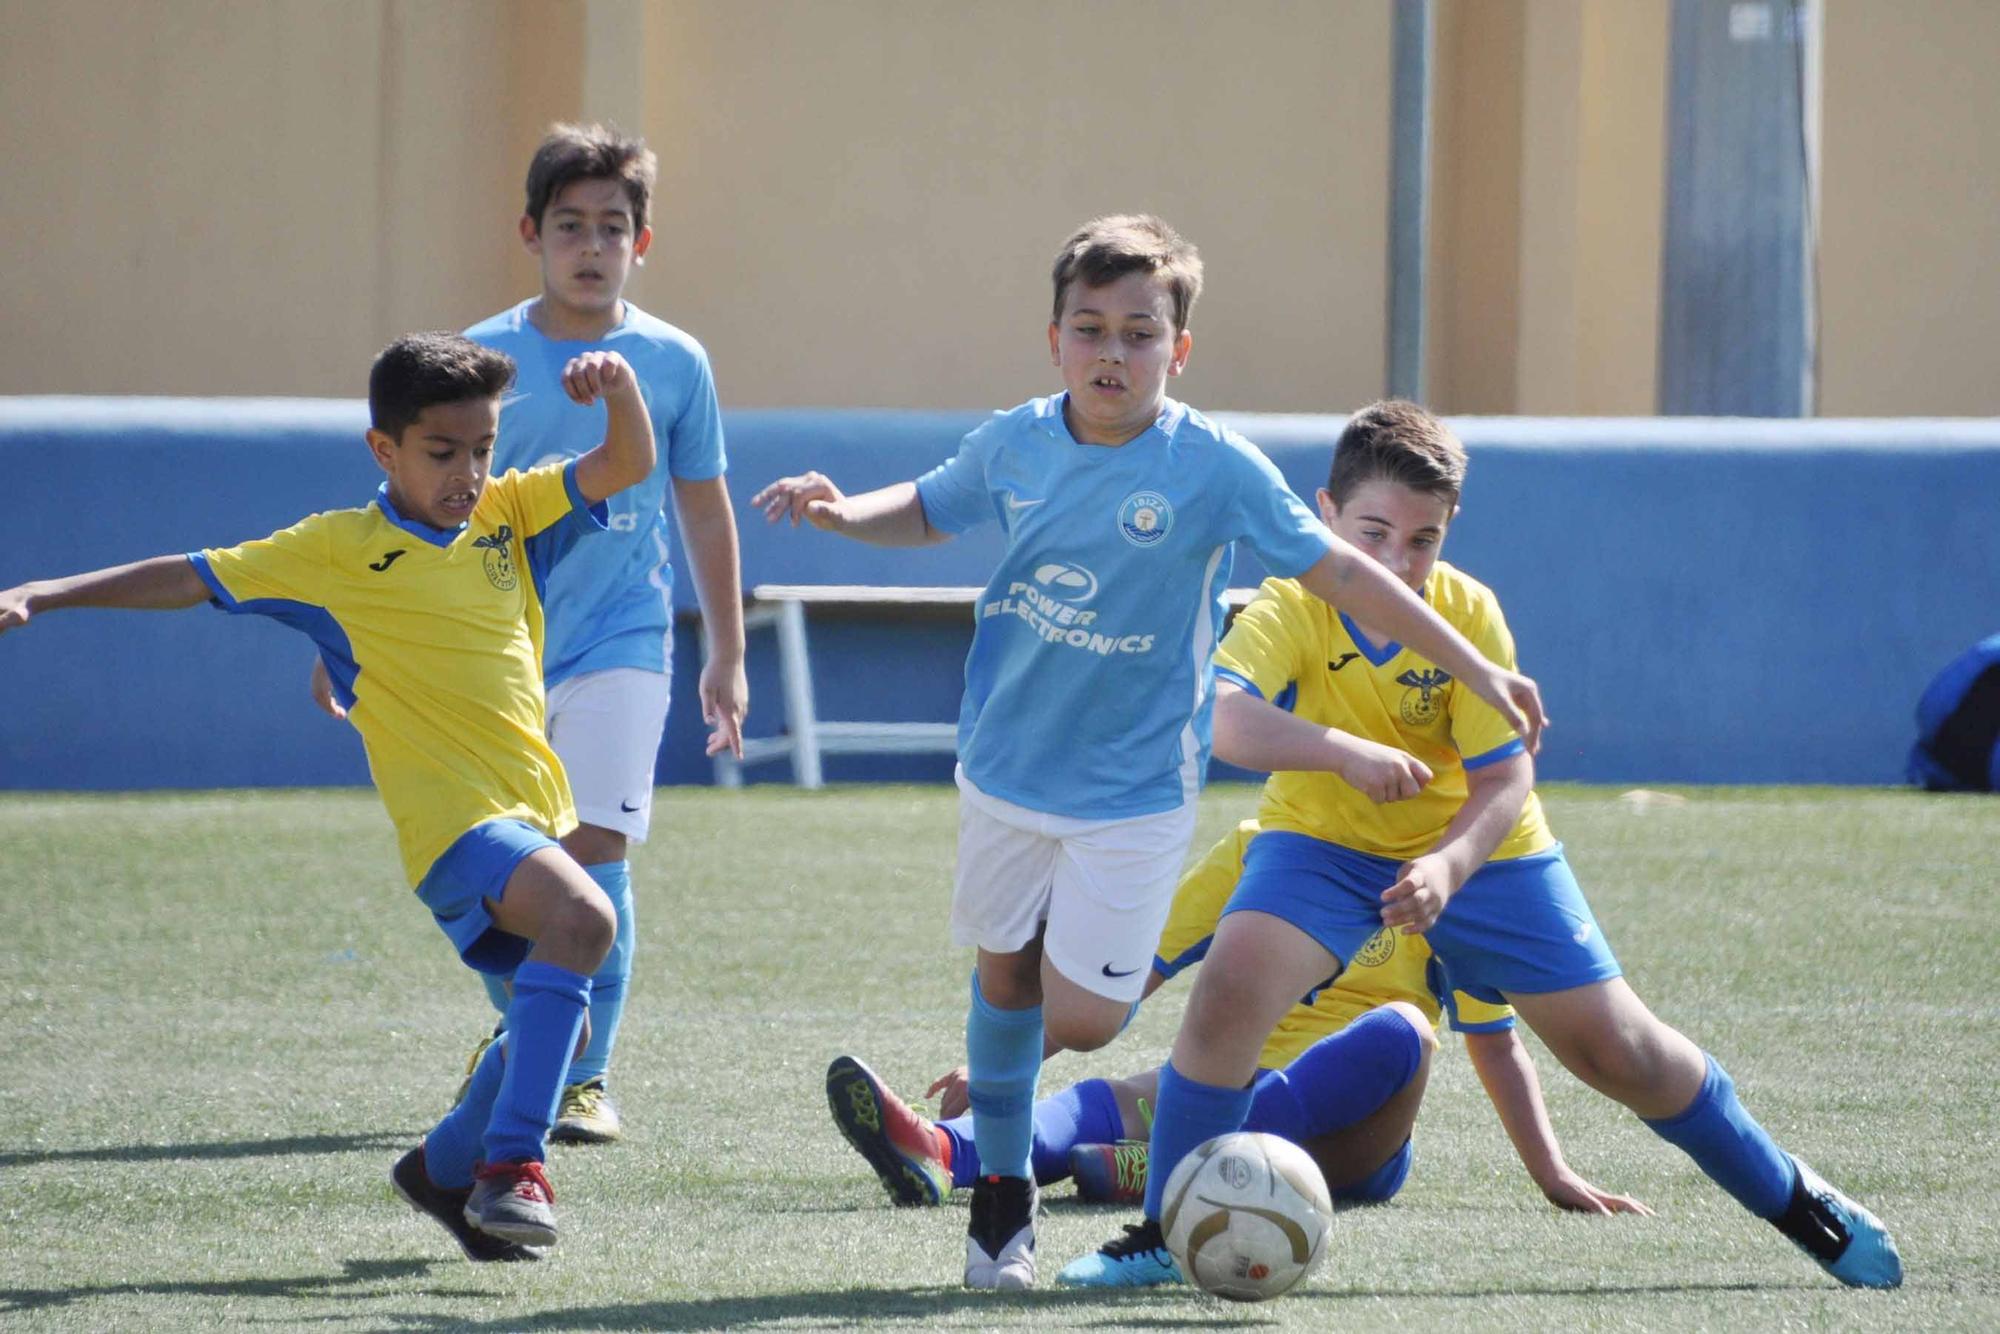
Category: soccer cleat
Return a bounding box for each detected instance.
[1055,1218,1183,1289]
[1070,1140,1149,1206]
[1772,1157,1903,1289]
[451,1028,502,1108]
[965,1174,1037,1289]
[464,1159,559,1248]
[825,1054,952,1206]
[390,1143,539,1263]
[549,1077,623,1144]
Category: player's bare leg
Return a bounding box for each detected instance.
[547,821,629,1143]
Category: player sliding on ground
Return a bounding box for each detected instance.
[1057,400,1903,1291]
[829,818,1651,1217]
[755,215,1545,1290]
[0,334,656,1261]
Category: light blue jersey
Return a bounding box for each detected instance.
[917,394,1331,819]
[467,299,727,687]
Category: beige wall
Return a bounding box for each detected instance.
[641,0,1394,413]
[1,0,1995,416]
[1820,0,2000,416]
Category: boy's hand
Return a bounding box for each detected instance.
[1539,1167,1654,1217]
[1475,665,1547,754]
[307,657,347,721]
[928,1065,971,1121]
[751,472,847,530]
[699,652,747,758]
[0,584,33,635]
[1333,736,1432,803]
[561,350,637,406]
[1380,853,1457,934]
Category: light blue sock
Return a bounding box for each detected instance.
[1643,1053,1796,1218]
[964,971,1043,1182]
[424,1033,507,1188]
[482,960,590,1164]
[1144,1060,1253,1221]
[565,860,632,1086]
[1245,1005,1425,1143]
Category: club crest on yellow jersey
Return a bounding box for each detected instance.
[1395,667,1452,726]
[1352,928,1397,969]
[473,526,517,591]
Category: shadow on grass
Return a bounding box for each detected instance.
[0,1129,414,1168]
[365,1275,1830,1332]
[0,1257,464,1315]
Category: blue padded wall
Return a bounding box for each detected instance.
[4,398,1996,790]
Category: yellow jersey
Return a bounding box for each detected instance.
[191,463,605,885]
[1155,820,1515,1067]
[1213,564,1554,863]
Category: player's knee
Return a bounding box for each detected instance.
[552,887,617,968]
[1045,1009,1120,1053]
[1381,1001,1438,1059]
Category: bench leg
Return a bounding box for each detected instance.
[775,599,823,789]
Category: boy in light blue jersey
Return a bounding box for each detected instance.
[326,126,748,1144]
[756,215,1546,1290]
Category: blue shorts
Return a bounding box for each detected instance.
[1227,831,1623,999]
[415,819,559,974]
[1335,1137,1413,1205]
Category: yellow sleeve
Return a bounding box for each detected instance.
[1154,821,1258,977]
[1447,588,1527,767]
[196,513,332,609]
[1213,579,1313,702]
[485,461,598,539]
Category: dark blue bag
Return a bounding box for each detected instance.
[1908,633,2000,792]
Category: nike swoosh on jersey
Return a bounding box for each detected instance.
[1004,494,1046,511]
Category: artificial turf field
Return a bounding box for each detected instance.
[2,783,1994,1331]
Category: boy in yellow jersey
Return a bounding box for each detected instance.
[829,820,1649,1215]
[0,333,656,1260]
[1061,401,1903,1291]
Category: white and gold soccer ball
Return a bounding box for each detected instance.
[1159,1131,1334,1302]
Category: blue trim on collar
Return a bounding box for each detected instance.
[374,483,466,548]
[1340,612,1402,666]
[1338,584,1431,667]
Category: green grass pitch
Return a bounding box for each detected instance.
[3,783,1995,1330]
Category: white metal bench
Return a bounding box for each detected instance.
[705,582,1259,788]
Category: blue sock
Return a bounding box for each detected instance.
[482,960,590,1164]
[964,971,1043,1181]
[1031,1079,1125,1183]
[1245,1005,1425,1143]
[938,1114,981,1189]
[480,969,510,1019]
[566,861,632,1085]
[424,1033,508,1189]
[1144,1060,1254,1221]
[1642,1053,1796,1218]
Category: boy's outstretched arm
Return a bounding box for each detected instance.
[1464,1026,1652,1216]
[1294,544,1546,752]
[751,474,947,547]
[0,555,209,634]
[567,351,658,504]
[673,474,748,758]
[1212,681,1433,803]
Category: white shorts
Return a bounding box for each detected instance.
[545,667,672,842]
[949,767,1199,1002]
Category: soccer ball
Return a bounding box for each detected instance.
[1159,1131,1334,1301]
